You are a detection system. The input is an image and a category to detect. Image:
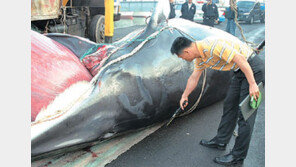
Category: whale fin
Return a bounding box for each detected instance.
[118,77,153,118]
[147,0,170,30]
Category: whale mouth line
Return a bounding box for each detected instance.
[31,109,65,126]
[32,81,94,126]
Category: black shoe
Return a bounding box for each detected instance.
[200,139,227,150]
[214,153,244,166]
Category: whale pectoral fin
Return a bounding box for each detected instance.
[118,77,153,118]
[155,86,168,115]
[136,76,153,106]
[118,94,146,118]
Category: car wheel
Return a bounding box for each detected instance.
[89,15,105,43]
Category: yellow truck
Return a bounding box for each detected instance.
[31,0,121,43]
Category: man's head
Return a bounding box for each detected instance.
[171,37,196,62]
[188,0,193,4]
[207,0,212,4]
[169,0,174,3]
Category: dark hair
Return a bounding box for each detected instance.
[170,37,193,56]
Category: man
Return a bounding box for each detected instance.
[225,1,237,36]
[202,0,219,27]
[180,0,196,21]
[170,36,264,166]
[169,0,176,19]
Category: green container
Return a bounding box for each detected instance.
[250,92,262,109]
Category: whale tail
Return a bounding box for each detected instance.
[146,0,170,30]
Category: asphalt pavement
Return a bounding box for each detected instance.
[107,19,265,167]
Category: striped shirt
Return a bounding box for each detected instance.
[194,37,253,71]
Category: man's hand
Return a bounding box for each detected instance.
[180,95,189,110]
[249,83,260,101]
[180,69,203,110]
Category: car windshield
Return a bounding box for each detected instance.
[237,1,255,9]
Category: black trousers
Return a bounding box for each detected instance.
[203,18,215,27]
[214,55,265,159]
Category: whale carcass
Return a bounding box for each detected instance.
[30,0,245,159]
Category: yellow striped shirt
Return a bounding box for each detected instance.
[194,37,253,71]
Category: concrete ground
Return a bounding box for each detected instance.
[106,101,265,167]
[106,19,265,167]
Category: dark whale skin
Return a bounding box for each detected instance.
[31,18,239,159]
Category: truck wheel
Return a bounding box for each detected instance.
[89,15,105,43]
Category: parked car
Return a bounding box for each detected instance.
[237,0,263,24]
[260,2,265,23]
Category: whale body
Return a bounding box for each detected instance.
[30,0,246,159]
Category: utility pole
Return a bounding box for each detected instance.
[105,0,114,43]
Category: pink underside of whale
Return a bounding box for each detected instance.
[31,31,92,122]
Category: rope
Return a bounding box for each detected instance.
[179,69,207,117]
[90,26,170,84]
[230,0,259,51]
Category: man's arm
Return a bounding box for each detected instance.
[232,54,260,100]
[180,69,204,110]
